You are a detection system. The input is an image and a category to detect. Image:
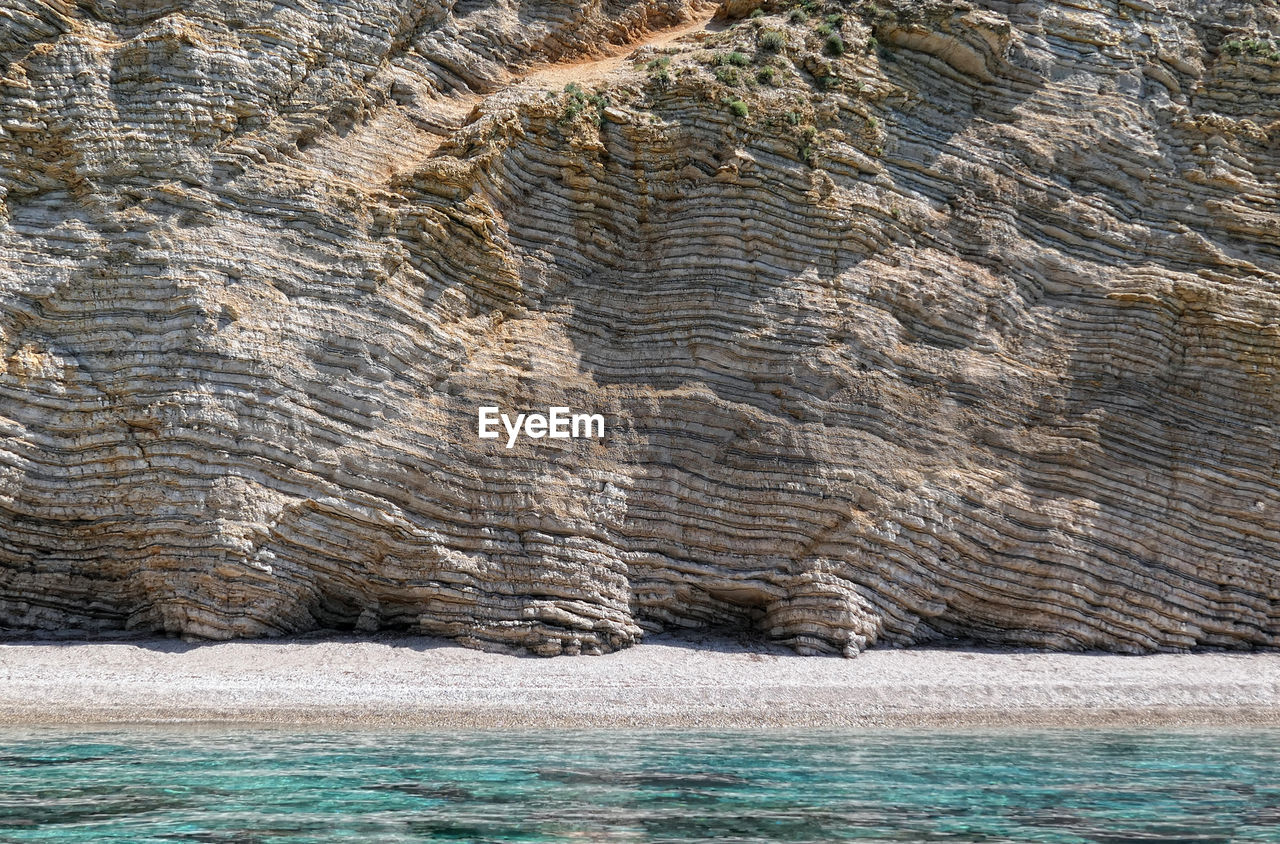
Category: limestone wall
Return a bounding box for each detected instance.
[1,0,1278,654]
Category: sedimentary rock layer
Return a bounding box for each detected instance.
[1,0,1278,654]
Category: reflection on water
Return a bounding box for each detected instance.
[0,728,1277,842]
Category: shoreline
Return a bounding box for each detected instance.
[2,633,1278,729]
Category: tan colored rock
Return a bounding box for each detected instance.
[1,0,1278,655]
[714,0,767,21]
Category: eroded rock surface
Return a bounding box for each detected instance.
[2,0,1279,655]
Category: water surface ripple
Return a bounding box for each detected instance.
[1,729,1277,842]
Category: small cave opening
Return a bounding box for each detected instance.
[309,592,418,636]
[650,583,780,650]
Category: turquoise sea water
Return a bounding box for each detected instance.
[1,729,1278,842]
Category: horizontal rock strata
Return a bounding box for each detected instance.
[1,0,1278,654]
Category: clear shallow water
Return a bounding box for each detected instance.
[1,729,1278,843]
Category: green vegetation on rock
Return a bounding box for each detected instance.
[760,29,787,52]
[561,83,608,125]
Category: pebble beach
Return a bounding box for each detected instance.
[1,633,1277,728]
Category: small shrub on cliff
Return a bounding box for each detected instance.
[824,33,846,56]
[715,66,741,85]
[757,66,776,85]
[1222,37,1280,60]
[789,9,807,23]
[561,83,608,125]
[760,29,786,52]
[710,51,749,72]
[728,98,750,118]
[797,125,818,163]
[750,7,765,18]
[647,57,673,87]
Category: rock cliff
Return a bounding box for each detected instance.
[2,0,1279,655]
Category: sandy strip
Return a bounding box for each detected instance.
[0,633,1277,728]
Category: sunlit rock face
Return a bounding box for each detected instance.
[1,0,1278,655]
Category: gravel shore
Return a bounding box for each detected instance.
[1,633,1277,728]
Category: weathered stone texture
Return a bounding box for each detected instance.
[1,0,1278,654]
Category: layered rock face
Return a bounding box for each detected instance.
[2,0,1279,655]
